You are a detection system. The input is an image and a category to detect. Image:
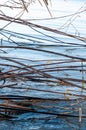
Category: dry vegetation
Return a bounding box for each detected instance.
[0,0,86,124]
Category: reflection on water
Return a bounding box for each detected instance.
[0,116,86,130]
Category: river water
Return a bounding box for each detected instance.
[0,0,86,129]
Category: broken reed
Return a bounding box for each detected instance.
[0,1,86,120]
[0,54,86,97]
[0,47,86,120]
[0,46,86,121]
